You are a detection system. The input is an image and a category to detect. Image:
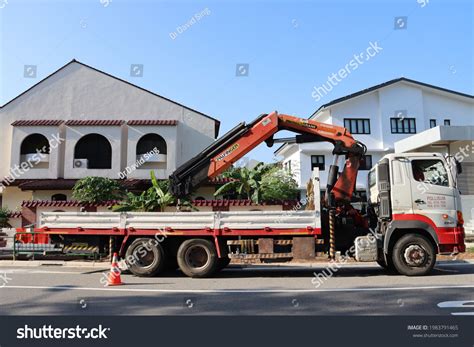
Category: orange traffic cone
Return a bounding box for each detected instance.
[106,253,123,286]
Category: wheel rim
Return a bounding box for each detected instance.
[184,245,210,269]
[136,245,155,269]
[403,244,427,267]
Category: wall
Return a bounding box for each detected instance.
[1,187,32,211]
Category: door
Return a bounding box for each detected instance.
[409,158,457,228]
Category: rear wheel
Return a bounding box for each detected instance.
[125,238,165,277]
[391,234,436,276]
[177,239,218,278]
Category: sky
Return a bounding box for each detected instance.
[1,0,472,162]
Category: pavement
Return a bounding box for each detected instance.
[0,260,473,315]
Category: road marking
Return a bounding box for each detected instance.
[437,301,474,308]
[437,301,474,316]
[2,284,474,294]
[0,269,93,275]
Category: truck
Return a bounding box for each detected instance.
[21,111,466,277]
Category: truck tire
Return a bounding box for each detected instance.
[125,238,165,277]
[391,234,436,276]
[177,239,218,278]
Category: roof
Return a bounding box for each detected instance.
[394,125,474,153]
[1,59,220,138]
[21,200,117,208]
[311,77,473,119]
[7,212,22,219]
[1,177,235,190]
[65,120,125,126]
[11,120,64,127]
[192,199,299,207]
[127,120,178,126]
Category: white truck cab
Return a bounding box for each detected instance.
[367,152,465,275]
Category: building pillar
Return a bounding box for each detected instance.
[21,206,37,227]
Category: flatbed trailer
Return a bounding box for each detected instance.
[19,112,466,277]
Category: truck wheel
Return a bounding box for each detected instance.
[392,234,436,276]
[125,238,165,277]
[177,239,218,278]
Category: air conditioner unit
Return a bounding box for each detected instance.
[73,159,88,168]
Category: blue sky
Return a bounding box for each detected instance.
[1,0,472,162]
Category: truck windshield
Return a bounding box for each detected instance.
[411,159,449,187]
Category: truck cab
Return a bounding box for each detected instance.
[367,152,465,275]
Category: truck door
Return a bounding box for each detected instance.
[409,158,457,228]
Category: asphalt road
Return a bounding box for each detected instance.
[0,261,473,315]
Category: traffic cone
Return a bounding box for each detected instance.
[106,253,123,286]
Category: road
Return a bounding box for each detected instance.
[0,261,473,315]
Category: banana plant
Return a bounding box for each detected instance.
[214,162,274,204]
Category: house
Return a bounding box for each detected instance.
[275,77,474,234]
[275,78,474,199]
[0,60,221,226]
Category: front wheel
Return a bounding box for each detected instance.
[177,239,218,278]
[391,234,436,276]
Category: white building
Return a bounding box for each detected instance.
[0,60,220,221]
[276,78,474,200]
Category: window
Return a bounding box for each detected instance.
[368,169,376,188]
[284,161,292,173]
[20,133,50,169]
[359,155,373,170]
[51,194,67,201]
[74,134,112,169]
[429,119,437,128]
[311,155,325,171]
[444,119,451,126]
[390,118,416,134]
[411,159,449,187]
[344,118,371,134]
[136,133,167,156]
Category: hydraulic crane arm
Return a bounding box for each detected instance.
[170,111,366,203]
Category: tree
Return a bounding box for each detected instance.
[113,172,175,212]
[260,168,299,201]
[214,162,274,203]
[0,207,11,228]
[72,177,125,204]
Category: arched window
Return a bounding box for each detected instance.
[21,134,50,155]
[20,134,50,168]
[51,194,67,201]
[74,134,112,169]
[136,134,167,155]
